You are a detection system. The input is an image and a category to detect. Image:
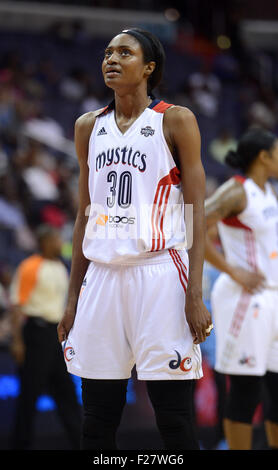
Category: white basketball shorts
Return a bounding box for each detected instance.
[63,249,203,380]
[211,273,278,376]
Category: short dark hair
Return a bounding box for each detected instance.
[120,27,165,95]
[225,127,277,172]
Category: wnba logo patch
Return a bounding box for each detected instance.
[169,350,192,372]
[141,126,155,137]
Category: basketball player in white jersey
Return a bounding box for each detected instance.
[205,127,278,450]
[57,28,212,450]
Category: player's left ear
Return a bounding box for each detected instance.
[144,61,156,79]
[259,149,272,166]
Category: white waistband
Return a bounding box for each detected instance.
[89,249,187,266]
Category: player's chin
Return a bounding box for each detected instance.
[104,73,122,84]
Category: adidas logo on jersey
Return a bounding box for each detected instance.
[97,127,107,136]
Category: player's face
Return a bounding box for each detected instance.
[102,34,151,92]
[43,233,63,258]
[267,140,278,178]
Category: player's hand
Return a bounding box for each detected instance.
[10,337,25,364]
[57,309,76,343]
[185,294,213,344]
[230,266,265,294]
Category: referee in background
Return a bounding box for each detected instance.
[10,225,81,449]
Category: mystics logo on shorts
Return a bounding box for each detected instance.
[239,353,256,367]
[63,341,75,362]
[169,350,192,373]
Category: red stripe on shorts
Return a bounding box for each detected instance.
[169,249,187,293]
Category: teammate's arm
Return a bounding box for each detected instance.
[205,178,265,293]
[57,112,96,343]
[165,106,211,344]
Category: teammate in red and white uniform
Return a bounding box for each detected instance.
[57,28,211,450]
[205,127,278,449]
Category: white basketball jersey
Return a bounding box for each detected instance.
[82,99,187,264]
[218,175,278,286]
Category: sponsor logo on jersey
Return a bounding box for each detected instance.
[96,214,109,226]
[97,127,107,136]
[239,354,256,367]
[168,350,192,372]
[95,146,146,173]
[108,215,135,225]
[95,213,136,229]
[140,126,155,137]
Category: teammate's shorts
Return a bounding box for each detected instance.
[211,273,278,376]
[64,249,203,380]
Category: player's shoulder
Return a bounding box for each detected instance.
[206,176,247,208]
[225,175,247,191]
[163,104,198,132]
[164,104,196,121]
[75,107,108,134]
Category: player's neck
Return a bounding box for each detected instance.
[246,166,268,191]
[114,88,152,119]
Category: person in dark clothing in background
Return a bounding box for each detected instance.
[10,225,81,449]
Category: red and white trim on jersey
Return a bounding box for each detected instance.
[99,99,173,116]
[222,217,257,271]
[169,248,188,293]
[151,100,173,114]
[151,167,181,251]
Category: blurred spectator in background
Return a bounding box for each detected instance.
[60,67,89,103]
[13,138,61,228]
[80,84,104,114]
[0,264,13,348]
[187,60,222,119]
[0,165,35,267]
[209,128,237,165]
[9,225,81,450]
[247,95,277,131]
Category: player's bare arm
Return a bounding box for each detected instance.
[204,178,265,293]
[57,111,98,343]
[164,105,212,344]
[205,178,247,227]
